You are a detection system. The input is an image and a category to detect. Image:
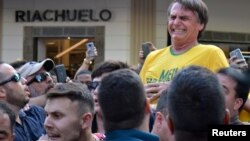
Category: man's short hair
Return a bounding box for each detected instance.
[91,60,129,79]
[98,69,146,131]
[167,66,225,134]
[9,60,27,70]
[155,89,168,116]
[0,102,16,132]
[74,70,92,79]
[46,82,94,115]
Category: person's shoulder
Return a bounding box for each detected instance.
[141,46,169,62]
[25,105,46,118]
[198,44,220,49]
[150,46,170,55]
[28,105,44,112]
[197,44,224,52]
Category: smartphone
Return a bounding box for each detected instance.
[230,48,244,59]
[142,43,151,59]
[86,42,96,57]
[54,64,67,83]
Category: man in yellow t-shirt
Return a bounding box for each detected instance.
[139,0,229,105]
[140,44,228,84]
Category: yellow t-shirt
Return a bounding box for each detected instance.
[140,44,229,103]
[239,95,250,122]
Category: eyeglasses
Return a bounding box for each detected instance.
[27,72,50,85]
[0,73,21,85]
[87,81,100,91]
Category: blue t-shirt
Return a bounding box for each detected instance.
[105,129,159,141]
[14,105,46,141]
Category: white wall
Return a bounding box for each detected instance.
[156,0,170,49]
[2,0,131,62]
[205,0,250,33]
[2,0,250,62]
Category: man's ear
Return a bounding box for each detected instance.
[198,23,205,31]
[233,98,243,111]
[0,86,7,99]
[167,115,174,135]
[224,109,230,125]
[81,112,93,129]
[154,112,164,128]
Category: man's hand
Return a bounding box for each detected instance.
[144,82,170,103]
[139,43,157,65]
[229,56,248,70]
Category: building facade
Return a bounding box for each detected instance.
[1,0,250,73]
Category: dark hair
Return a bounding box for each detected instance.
[98,69,146,131]
[155,89,169,116]
[74,70,92,79]
[9,60,27,70]
[167,0,208,38]
[167,66,225,138]
[0,102,16,132]
[46,82,94,115]
[217,67,250,111]
[91,60,129,79]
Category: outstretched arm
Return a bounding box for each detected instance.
[74,46,98,79]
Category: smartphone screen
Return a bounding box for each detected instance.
[86,42,96,57]
[230,48,244,59]
[142,43,150,59]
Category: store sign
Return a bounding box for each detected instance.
[15,9,112,22]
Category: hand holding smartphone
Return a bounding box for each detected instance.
[54,64,67,83]
[230,48,244,59]
[86,42,96,57]
[142,43,151,59]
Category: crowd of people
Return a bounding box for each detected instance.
[1,0,250,141]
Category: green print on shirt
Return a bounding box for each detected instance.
[159,68,178,82]
[146,78,158,83]
[146,68,178,83]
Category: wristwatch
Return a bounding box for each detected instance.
[83,58,92,65]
